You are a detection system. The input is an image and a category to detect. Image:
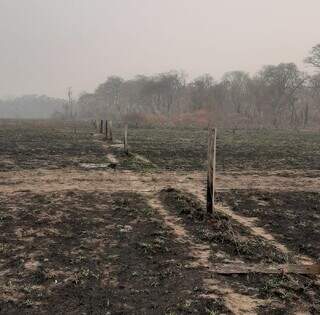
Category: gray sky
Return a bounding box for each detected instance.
[1,0,319,98]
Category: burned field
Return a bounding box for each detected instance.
[0,120,320,314]
[0,120,108,171]
[160,188,320,314]
[217,190,320,261]
[110,126,320,172]
[0,191,229,314]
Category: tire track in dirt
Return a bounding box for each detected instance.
[133,167,318,265]
[181,184,317,265]
[138,180,318,315]
[144,192,266,315]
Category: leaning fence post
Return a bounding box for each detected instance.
[100,120,103,133]
[207,127,217,214]
[124,123,128,154]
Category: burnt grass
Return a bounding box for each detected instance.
[2,120,320,313]
[4,121,320,173]
[160,188,320,314]
[0,121,108,171]
[111,126,320,172]
[217,190,320,261]
[0,190,231,315]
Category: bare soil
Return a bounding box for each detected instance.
[0,190,231,314]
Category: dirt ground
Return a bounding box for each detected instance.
[0,121,319,314]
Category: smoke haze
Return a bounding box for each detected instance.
[1,0,319,98]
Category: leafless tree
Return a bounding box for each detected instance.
[222,71,251,115]
[258,63,305,127]
[305,44,320,69]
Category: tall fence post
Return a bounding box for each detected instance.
[100,120,103,134]
[207,127,217,214]
[124,124,128,154]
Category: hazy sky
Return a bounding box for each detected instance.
[1,0,319,99]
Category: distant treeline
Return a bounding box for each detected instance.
[77,44,320,129]
[0,95,66,119]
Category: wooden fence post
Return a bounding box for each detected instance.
[109,120,113,141]
[105,120,108,139]
[100,120,103,133]
[124,124,128,154]
[207,127,217,214]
